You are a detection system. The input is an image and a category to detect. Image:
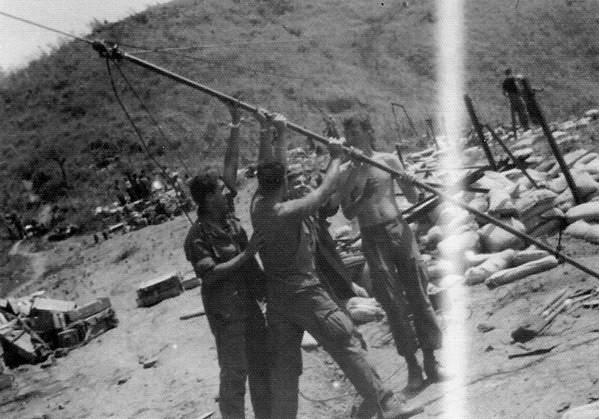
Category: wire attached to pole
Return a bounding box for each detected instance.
[112,61,193,177]
[105,59,193,225]
[0,11,92,44]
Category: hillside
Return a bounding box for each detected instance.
[1,0,599,226]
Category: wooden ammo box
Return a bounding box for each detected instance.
[136,271,184,307]
[66,297,112,323]
[28,298,76,333]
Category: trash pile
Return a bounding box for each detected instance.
[0,293,117,370]
[406,109,599,294]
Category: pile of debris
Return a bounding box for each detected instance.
[94,189,193,236]
[0,293,117,371]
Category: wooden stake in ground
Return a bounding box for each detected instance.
[465,94,498,170]
[519,77,582,204]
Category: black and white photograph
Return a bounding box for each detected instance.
[2,1,599,418]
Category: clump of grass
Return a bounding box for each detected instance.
[43,251,84,279]
[113,244,140,263]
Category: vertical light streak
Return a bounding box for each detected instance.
[437,0,468,418]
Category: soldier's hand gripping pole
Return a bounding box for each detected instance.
[91,41,599,281]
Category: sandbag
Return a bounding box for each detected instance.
[427,259,457,282]
[464,250,495,268]
[528,218,564,238]
[565,202,599,223]
[583,158,599,176]
[587,224,599,244]
[576,170,599,199]
[475,171,519,197]
[561,401,599,419]
[345,297,383,324]
[478,218,527,253]
[516,169,549,191]
[515,189,558,215]
[546,174,569,194]
[512,246,551,266]
[484,255,559,289]
[468,196,490,214]
[578,152,599,166]
[438,206,475,233]
[488,188,518,217]
[555,188,575,213]
[547,150,587,177]
[523,207,565,232]
[421,225,443,250]
[437,230,481,257]
[465,249,516,286]
[564,219,591,239]
[565,220,599,244]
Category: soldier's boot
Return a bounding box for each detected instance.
[377,392,424,419]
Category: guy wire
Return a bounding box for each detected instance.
[105,59,193,225]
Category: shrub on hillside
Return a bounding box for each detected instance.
[38,179,68,202]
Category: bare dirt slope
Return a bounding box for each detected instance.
[2,180,599,419]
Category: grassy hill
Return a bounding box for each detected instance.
[1,0,599,228]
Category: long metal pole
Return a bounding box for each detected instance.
[92,41,599,281]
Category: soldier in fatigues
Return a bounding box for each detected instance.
[251,116,423,419]
[184,103,270,419]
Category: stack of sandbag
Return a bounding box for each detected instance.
[485,255,558,289]
[345,297,384,324]
[515,188,563,237]
[423,204,481,256]
[564,219,599,244]
[463,246,559,288]
[553,170,599,212]
[464,246,557,288]
[565,201,599,224]
[464,249,516,285]
[477,217,527,253]
[474,171,520,217]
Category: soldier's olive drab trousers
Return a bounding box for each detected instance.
[508,93,530,130]
[267,284,387,419]
[361,219,442,357]
[207,299,270,419]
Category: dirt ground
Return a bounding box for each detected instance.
[2,178,599,419]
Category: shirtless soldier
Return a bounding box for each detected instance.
[337,114,447,393]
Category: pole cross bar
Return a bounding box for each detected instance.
[92,41,599,281]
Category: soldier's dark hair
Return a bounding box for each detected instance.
[257,161,286,196]
[342,114,374,134]
[342,114,376,149]
[188,172,219,214]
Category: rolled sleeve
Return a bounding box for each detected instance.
[195,256,216,276]
[184,224,217,277]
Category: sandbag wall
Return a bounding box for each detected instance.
[408,109,599,290]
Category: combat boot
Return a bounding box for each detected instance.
[377,392,424,419]
[403,363,425,393]
[351,390,396,419]
[423,350,452,383]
